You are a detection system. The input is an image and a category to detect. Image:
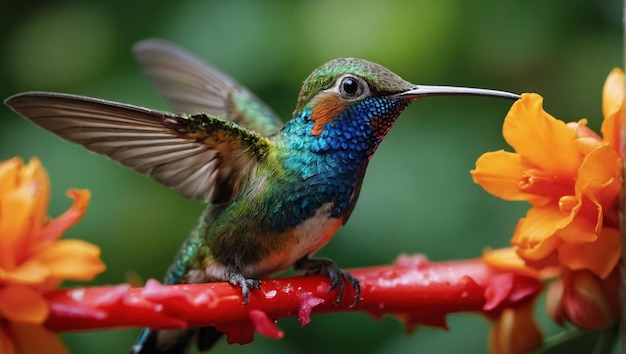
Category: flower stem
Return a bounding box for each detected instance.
[43,255,540,334]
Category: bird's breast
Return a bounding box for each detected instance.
[201,200,343,282]
[232,202,342,278]
[265,202,343,272]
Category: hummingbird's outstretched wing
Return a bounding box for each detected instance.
[5,92,272,204]
[133,38,283,136]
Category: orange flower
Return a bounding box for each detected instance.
[476,70,623,350]
[0,157,105,354]
[471,69,623,278]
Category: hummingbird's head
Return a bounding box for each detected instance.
[291,58,518,142]
[294,58,415,115]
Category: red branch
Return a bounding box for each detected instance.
[44,255,542,344]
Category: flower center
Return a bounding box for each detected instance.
[519,169,574,200]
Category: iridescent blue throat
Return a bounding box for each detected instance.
[266,97,409,230]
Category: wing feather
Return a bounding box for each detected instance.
[5,91,272,204]
[133,38,283,136]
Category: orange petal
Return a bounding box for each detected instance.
[18,158,50,236]
[555,144,623,245]
[576,143,622,214]
[571,119,604,156]
[28,189,90,256]
[512,206,566,261]
[0,158,51,269]
[0,184,39,269]
[0,285,49,324]
[6,322,69,354]
[556,195,599,244]
[31,239,105,281]
[503,93,583,176]
[489,300,543,354]
[601,68,624,151]
[568,119,601,141]
[483,247,524,268]
[482,248,540,278]
[471,150,550,204]
[558,227,620,278]
[0,158,21,200]
[0,259,49,284]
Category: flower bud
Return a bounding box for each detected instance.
[561,270,619,329]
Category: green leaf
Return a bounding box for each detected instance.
[536,326,618,354]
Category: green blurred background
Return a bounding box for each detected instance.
[0,0,622,353]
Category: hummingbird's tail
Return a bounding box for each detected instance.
[129,327,222,354]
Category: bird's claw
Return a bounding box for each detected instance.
[227,272,261,304]
[295,257,360,307]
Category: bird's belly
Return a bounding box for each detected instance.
[197,203,342,282]
[245,203,343,277]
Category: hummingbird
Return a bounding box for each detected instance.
[5,39,519,354]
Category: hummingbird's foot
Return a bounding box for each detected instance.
[294,256,360,307]
[227,271,261,304]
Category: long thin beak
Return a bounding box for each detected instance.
[394,85,520,101]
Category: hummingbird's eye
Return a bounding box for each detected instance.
[339,76,365,99]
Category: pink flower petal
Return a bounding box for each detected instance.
[92,284,131,308]
[142,279,193,305]
[297,292,325,326]
[483,273,515,311]
[249,310,284,339]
